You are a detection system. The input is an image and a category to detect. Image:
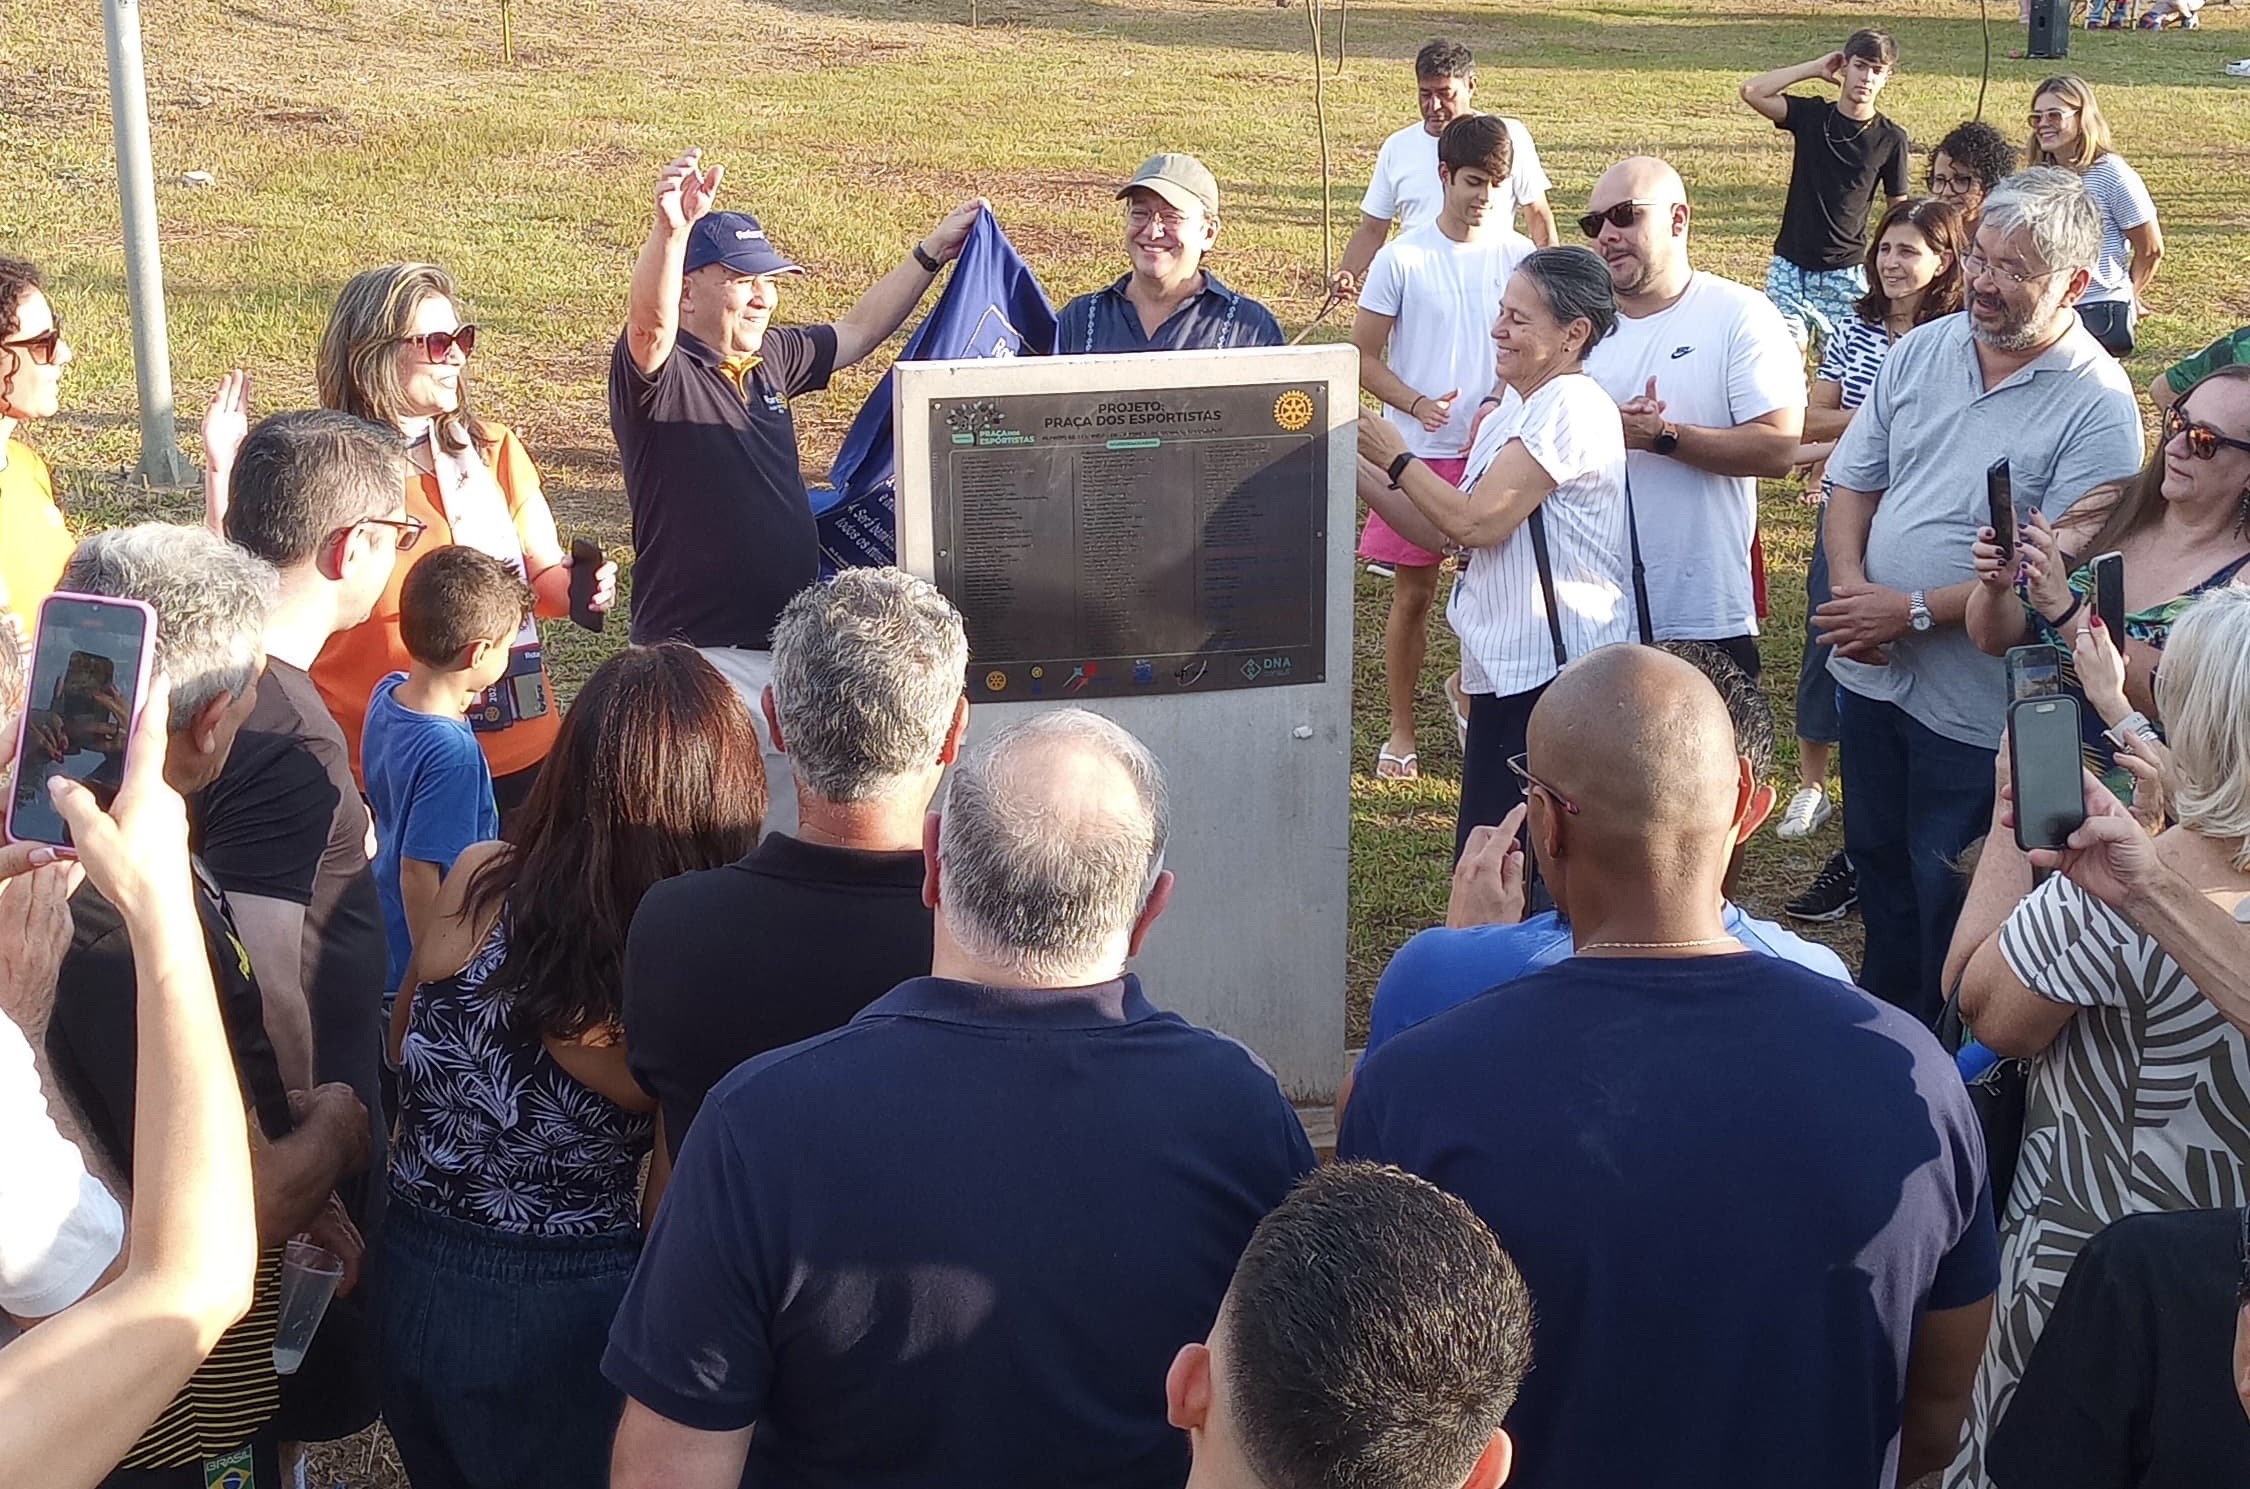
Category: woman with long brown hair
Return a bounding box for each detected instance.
[375,644,765,1489]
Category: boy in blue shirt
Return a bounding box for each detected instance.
[362,546,533,998]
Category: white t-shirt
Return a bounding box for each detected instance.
[1360,223,1535,458]
[1447,373,1633,698]
[1359,117,1552,235]
[2077,153,2157,307]
[0,1010,123,1319]
[1583,272,1806,641]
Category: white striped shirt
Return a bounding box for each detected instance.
[2076,153,2156,307]
[1446,373,1633,698]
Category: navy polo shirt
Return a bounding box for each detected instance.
[604,973,1316,1489]
[1340,954,1999,1489]
[1054,272,1285,353]
[610,325,836,651]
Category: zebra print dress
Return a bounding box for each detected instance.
[1946,870,2250,1487]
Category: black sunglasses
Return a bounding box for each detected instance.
[396,324,478,363]
[2163,404,2250,462]
[1576,199,1665,239]
[2,319,65,366]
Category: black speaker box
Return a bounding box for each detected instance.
[2028,0,2072,59]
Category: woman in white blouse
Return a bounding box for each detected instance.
[1357,245,1631,853]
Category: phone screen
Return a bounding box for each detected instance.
[2010,696,2087,852]
[2006,644,2062,701]
[2092,552,2126,641]
[9,596,152,845]
[1987,459,2015,565]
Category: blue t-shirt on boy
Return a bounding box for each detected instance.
[361,673,500,991]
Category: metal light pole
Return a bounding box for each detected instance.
[101,0,194,487]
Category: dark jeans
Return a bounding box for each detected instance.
[1457,682,1548,857]
[1837,690,1996,1026]
[1681,634,1764,682]
[375,1198,641,1489]
[2077,299,2136,357]
[1795,521,1841,746]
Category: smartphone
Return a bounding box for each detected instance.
[2091,551,2126,640]
[6,593,160,847]
[2009,695,2088,853]
[569,538,605,634]
[2005,643,2063,702]
[1986,459,2016,566]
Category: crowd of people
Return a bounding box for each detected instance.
[4,22,2250,1489]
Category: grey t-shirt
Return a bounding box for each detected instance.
[1827,312,2142,748]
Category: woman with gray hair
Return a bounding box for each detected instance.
[1355,245,1631,851]
[1943,582,2250,1483]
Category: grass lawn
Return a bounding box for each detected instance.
[9,0,2250,1050]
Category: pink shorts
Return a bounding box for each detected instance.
[1358,455,1467,568]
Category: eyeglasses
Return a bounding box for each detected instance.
[1576,199,1666,239]
[2163,404,2250,462]
[395,325,477,363]
[355,516,427,551]
[2,320,65,366]
[1125,204,1198,233]
[2027,108,2080,127]
[1928,171,1978,197]
[1960,249,2060,288]
[1506,753,1580,815]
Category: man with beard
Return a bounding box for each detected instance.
[1813,166,2142,1025]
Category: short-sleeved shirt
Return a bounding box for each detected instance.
[623,832,933,1158]
[0,1008,121,1319]
[1359,117,1552,235]
[603,974,1317,1488]
[0,438,71,624]
[310,423,560,782]
[612,326,837,652]
[1773,95,1911,271]
[1583,272,1806,641]
[2162,323,2250,397]
[1340,954,1999,1489]
[1447,372,1632,696]
[1364,902,1853,1059]
[362,673,499,991]
[1053,272,1284,354]
[1814,314,1898,501]
[193,657,390,1230]
[1827,311,2143,747]
[2075,153,2158,308]
[1983,1207,2250,1488]
[1358,222,1534,457]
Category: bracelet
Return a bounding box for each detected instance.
[1479,394,1504,408]
[1407,395,1426,418]
[2103,711,2157,750]
[911,243,942,273]
[2040,593,2085,632]
[1386,451,1418,489]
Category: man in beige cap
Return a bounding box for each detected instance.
[1054,153,1285,352]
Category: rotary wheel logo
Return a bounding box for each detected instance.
[1272,389,1315,432]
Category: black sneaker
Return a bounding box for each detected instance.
[1785,851,1858,922]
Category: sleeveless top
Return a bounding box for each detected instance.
[390,916,652,1236]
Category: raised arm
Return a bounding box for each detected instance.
[830,200,985,371]
[1739,54,1840,124]
[626,151,724,377]
[1357,413,1556,550]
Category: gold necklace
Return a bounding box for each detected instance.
[1576,936,1741,953]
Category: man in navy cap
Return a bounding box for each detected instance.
[611,148,980,832]
[1054,153,1285,353]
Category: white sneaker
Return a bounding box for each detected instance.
[1776,787,1833,840]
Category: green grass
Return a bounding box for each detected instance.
[9,0,2249,1063]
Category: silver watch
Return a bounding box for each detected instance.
[1909,590,1934,633]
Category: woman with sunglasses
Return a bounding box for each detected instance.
[0,257,77,665]
[2024,76,2161,358]
[1968,365,2250,802]
[208,263,617,808]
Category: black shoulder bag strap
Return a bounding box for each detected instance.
[1625,466,1655,645]
[1528,463,1657,669]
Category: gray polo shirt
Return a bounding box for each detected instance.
[1827,311,2141,748]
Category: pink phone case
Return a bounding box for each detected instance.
[5,592,161,848]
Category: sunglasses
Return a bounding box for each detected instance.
[2028,109,2079,127]
[1506,753,1580,815]
[396,324,477,363]
[1577,199,1665,239]
[3,320,65,366]
[2164,404,2250,462]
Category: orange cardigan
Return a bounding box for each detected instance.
[312,422,562,783]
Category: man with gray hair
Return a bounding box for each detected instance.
[623,566,968,1157]
[1812,165,2143,1024]
[42,524,371,1487]
[606,706,1316,1489]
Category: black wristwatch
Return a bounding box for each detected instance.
[1386,451,1417,489]
[1651,422,1681,456]
[912,243,943,274]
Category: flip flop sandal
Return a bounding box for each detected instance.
[1376,747,1419,780]
[1444,670,1471,753]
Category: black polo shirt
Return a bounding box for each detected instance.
[623,832,934,1158]
[611,324,838,651]
[603,973,1317,1489]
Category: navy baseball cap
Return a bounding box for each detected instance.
[683,212,803,277]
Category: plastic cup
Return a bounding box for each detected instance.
[271,1239,344,1376]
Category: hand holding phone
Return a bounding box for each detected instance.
[2009,696,2089,852]
[1986,459,2016,567]
[7,594,160,849]
[569,538,606,634]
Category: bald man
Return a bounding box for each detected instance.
[1578,157,1805,680]
[1341,645,1998,1489]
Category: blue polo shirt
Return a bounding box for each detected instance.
[1364,902,1853,1059]
[1341,954,1998,1489]
[603,973,1316,1489]
[1054,272,1285,353]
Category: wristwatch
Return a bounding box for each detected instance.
[1651,422,1681,456]
[1909,590,1934,632]
[912,242,943,274]
[1386,451,1418,489]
